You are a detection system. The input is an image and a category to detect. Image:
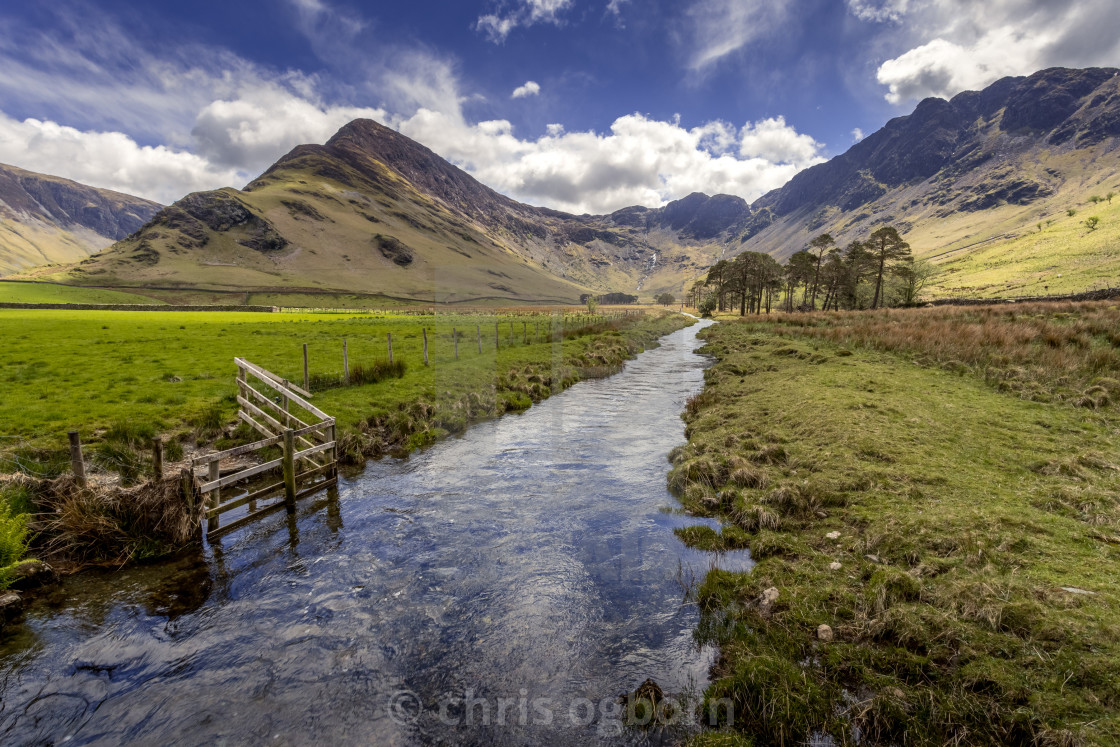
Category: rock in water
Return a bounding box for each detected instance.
[0,593,23,626]
[8,560,59,591]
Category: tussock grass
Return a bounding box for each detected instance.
[743,300,1120,407]
[675,311,1120,745]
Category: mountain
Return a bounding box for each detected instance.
[42,120,749,305]
[733,67,1120,297]
[0,164,161,276]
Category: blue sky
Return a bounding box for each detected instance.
[1,0,1117,213]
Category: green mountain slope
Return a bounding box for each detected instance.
[0,163,161,277]
[733,67,1120,298]
[43,121,747,304]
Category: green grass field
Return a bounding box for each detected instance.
[0,306,689,575]
[677,307,1120,745]
[0,309,681,451]
[0,281,164,305]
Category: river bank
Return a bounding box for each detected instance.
[0,316,737,745]
[0,311,692,591]
[675,304,1120,745]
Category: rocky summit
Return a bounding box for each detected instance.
[733,67,1120,296]
[51,119,752,305]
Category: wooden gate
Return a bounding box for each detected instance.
[191,358,338,538]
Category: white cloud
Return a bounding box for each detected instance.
[0,0,825,219]
[397,110,825,214]
[606,0,629,17]
[192,85,387,171]
[852,127,865,142]
[476,0,574,43]
[738,116,823,164]
[511,81,542,98]
[846,0,910,23]
[685,0,790,71]
[872,0,1120,104]
[0,113,242,204]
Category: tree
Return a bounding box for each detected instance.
[895,258,935,306]
[1089,195,1103,204]
[707,260,732,311]
[819,248,846,310]
[841,240,873,309]
[586,295,599,313]
[655,292,676,305]
[785,250,816,310]
[807,233,835,309]
[688,281,706,308]
[698,292,717,317]
[1084,216,1101,232]
[866,226,911,309]
[1108,191,1116,205]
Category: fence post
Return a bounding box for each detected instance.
[68,431,86,488]
[476,324,482,354]
[208,460,220,533]
[453,327,459,359]
[343,339,349,384]
[423,327,429,366]
[509,321,514,346]
[152,436,164,481]
[181,468,195,514]
[283,428,297,512]
[281,379,291,414]
[495,322,500,349]
[326,420,337,477]
[523,321,527,344]
[302,344,309,392]
[388,333,393,363]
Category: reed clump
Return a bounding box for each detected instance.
[746,300,1120,407]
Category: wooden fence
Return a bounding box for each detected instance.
[189,358,337,538]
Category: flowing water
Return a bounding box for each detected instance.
[0,318,751,746]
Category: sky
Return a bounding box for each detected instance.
[0,0,1118,214]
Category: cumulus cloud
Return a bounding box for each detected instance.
[397,110,825,214]
[0,114,242,204]
[738,116,823,164]
[0,0,826,217]
[511,81,542,98]
[192,85,387,171]
[852,128,865,142]
[871,0,1120,104]
[476,0,574,43]
[685,0,790,71]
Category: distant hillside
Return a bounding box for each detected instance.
[0,164,161,276]
[734,67,1120,298]
[41,120,751,304]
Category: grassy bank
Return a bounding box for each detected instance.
[675,304,1120,745]
[0,308,691,571]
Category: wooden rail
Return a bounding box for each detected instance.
[191,358,338,538]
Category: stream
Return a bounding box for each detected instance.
[0,318,752,746]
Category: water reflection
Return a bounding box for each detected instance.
[0,319,750,746]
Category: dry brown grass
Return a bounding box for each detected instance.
[23,473,202,567]
[746,301,1120,406]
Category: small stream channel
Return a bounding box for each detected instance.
[0,318,751,746]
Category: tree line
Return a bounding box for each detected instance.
[688,226,932,315]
